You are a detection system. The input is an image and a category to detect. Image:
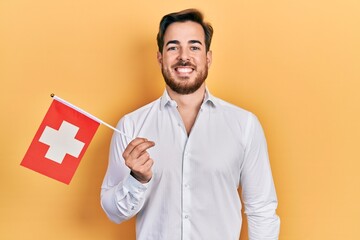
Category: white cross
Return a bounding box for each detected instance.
[39,120,85,164]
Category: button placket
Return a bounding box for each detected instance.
[182,143,192,239]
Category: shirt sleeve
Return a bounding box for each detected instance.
[240,113,280,239]
[100,116,150,224]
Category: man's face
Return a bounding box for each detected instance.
[157,21,212,95]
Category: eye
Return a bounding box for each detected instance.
[190,46,201,51]
[167,46,178,51]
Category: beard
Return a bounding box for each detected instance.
[161,60,208,95]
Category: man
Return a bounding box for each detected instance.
[101,9,280,240]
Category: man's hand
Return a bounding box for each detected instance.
[122,138,155,183]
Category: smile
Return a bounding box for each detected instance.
[175,67,194,74]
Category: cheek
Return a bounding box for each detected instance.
[162,58,176,68]
[196,59,209,68]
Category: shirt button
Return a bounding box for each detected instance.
[185,215,189,219]
[185,184,189,188]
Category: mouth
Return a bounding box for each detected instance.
[175,66,194,75]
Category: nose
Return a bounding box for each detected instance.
[178,48,190,61]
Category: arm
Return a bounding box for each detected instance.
[240,114,280,239]
[100,118,154,224]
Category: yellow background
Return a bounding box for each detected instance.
[1,0,359,239]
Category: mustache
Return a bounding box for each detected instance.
[172,60,196,69]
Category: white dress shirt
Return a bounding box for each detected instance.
[101,89,280,240]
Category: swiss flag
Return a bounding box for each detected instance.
[21,98,100,184]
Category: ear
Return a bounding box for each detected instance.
[157,52,163,67]
[206,50,212,67]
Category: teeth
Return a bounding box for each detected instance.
[176,67,193,73]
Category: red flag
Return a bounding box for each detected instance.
[21,98,100,184]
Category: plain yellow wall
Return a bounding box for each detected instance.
[1,0,360,239]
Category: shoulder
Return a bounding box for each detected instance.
[213,96,269,147]
[115,97,161,132]
[211,95,264,134]
[126,98,160,119]
[212,95,255,121]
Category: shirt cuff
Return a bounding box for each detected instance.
[122,174,149,194]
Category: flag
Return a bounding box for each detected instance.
[21,97,100,184]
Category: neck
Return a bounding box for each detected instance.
[166,84,206,110]
[166,84,206,135]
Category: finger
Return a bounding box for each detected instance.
[143,158,154,170]
[122,138,148,159]
[128,140,155,159]
[131,158,154,182]
[130,151,151,169]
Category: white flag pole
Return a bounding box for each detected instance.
[51,94,133,140]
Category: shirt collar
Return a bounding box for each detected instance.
[160,90,174,110]
[202,88,217,108]
[160,87,217,110]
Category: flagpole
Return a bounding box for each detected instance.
[50,94,133,140]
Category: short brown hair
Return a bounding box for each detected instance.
[157,9,213,52]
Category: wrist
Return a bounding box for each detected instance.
[130,171,151,183]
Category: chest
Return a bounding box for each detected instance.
[138,109,246,185]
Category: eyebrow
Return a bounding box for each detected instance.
[189,40,203,45]
[165,40,203,46]
[165,40,180,46]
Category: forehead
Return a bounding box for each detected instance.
[164,21,205,43]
